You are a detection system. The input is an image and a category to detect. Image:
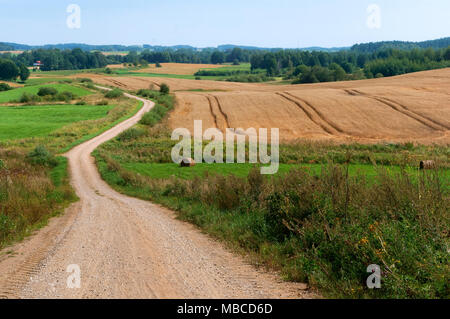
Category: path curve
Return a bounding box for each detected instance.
[0,89,313,299]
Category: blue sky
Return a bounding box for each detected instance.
[0,0,449,48]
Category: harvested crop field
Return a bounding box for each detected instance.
[71,68,450,144]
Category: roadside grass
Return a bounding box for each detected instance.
[0,155,77,250]
[0,83,93,103]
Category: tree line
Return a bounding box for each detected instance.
[0,58,30,81]
[0,48,110,72]
[249,46,450,83]
[1,45,449,84]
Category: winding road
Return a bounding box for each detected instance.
[0,91,312,299]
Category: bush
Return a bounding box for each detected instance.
[104,88,123,99]
[0,159,5,170]
[19,92,40,103]
[155,62,162,68]
[159,83,170,95]
[56,91,75,102]
[226,74,274,83]
[117,128,146,141]
[83,82,95,89]
[0,83,12,91]
[136,89,156,98]
[139,104,169,126]
[27,146,58,167]
[78,78,93,83]
[76,100,87,105]
[37,87,58,96]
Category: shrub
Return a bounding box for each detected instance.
[156,62,162,68]
[0,159,5,170]
[37,87,58,96]
[104,88,123,99]
[0,83,12,91]
[139,112,159,126]
[78,78,93,83]
[83,82,95,89]
[76,100,87,105]
[19,92,40,103]
[140,104,168,126]
[136,89,156,98]
[27,146,58,167]
[159,83,170,95]
[56,91,75,102]
[117,128,146,141]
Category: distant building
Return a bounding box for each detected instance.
[33,60,43,70]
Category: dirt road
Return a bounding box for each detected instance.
[0,91,313,299]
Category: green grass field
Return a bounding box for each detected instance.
[118,162,450,181]
[201,63,251,72]
[24,78,71,86]
[0,104,113,141]
[0,83,93,103]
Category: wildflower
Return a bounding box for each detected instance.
[359,237,369,245]
[369,222,378,232]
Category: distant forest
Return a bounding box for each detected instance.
[0,37,449,83]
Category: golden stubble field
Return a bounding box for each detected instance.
[71,67,450,144]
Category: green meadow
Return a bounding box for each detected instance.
[114,161,450,182]
[0,104,113,141]
[0,83,93,103]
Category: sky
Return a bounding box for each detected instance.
[0,0,449,48]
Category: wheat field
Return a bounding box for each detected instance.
[71,68,450,144]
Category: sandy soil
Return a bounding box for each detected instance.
[0,89,314,299]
